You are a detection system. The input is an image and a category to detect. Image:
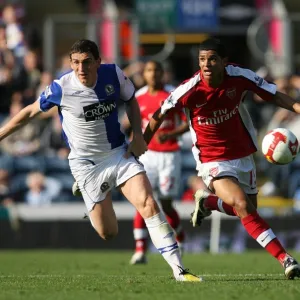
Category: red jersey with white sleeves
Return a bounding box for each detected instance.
[137,89,186,152]
[160,64,277,163]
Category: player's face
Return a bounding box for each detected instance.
[70,52,101,87]
[198,50,225,83]
[143,62,163,87]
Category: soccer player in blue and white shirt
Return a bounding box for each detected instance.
[0,39,200,282]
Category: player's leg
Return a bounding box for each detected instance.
[212,177,300,279]
[191,165,259,227]
[130,151,158,265]
[118,162,200,281]
[191,176,237,227]
[160,198,185,254]
[70,158,118,240]
[89,191,118,240]
[158,151,185,253]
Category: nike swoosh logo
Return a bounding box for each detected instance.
[196,103,206,108]
[261,235,269,242]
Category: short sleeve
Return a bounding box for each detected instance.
[245,73,277,101]
[39,80,63,112]
[225,65,277,101]
[160,73,200,114]
[115,65,135,101]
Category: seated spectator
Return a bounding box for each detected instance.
[25,171,62,206]
[55,54,71,78]
[0,101,46,174]
[21,50,41,105]
[2,4,26,63]
[0,168,15,205]
[0,101,43,157]
[40,113,69,159]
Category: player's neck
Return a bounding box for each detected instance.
[203,73,224,88]
[148,84,164,95]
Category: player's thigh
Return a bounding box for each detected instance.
[89,191,118,240]
[119,172,160,218]
[158,151,181,198]
[211,176,247,207]
[139,151,158,189]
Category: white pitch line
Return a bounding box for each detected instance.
[0,273,283,278]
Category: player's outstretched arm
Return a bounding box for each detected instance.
[272,91,300,114]
[0,100,42,141]
[124,97,147,158]
[144,107,167,145]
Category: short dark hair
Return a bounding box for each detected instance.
[69,39,100,60]
[145,60,164,72]
[199,38,227,58]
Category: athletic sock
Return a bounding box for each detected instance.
[165,208,185,243]
[241,211,287,264]
[204,194,237,216]
[145,212,184,276]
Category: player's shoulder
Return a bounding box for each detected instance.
[171,71,201,97]
[97,63,119,75]
[225,63,257,79]
[56,70,74,88]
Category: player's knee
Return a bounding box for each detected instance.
[232,198,248,212]
[139,195,160,219]
[98,228,118,241]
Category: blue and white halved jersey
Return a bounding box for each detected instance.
[39,64,135,160]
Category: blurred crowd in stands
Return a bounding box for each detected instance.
[1,4,300,211]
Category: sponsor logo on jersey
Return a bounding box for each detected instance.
[105,84,115,95]
[198,105,239,125]
[226,87,236,99]
[83,100,116,121]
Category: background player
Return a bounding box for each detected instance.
[0,39,201,282]
[143,38,300,279]
[123,60,188,264]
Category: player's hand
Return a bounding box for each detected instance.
[124,134,148,159]
[156,132,170,144]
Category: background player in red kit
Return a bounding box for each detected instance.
[143,38,300,279]
[123,60,188,265]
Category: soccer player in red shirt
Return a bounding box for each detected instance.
[124,60,188,264]
[143,38,300,279]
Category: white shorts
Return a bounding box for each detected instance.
[139,150,181,198]
[197,155,257,195]
[69,148,145,211]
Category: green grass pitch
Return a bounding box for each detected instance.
[0,250,299,300]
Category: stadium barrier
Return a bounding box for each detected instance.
[1,202,300,253]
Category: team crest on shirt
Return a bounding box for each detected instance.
[105,84,115,96]
[226,88,236,99]
[209,167,219,177]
